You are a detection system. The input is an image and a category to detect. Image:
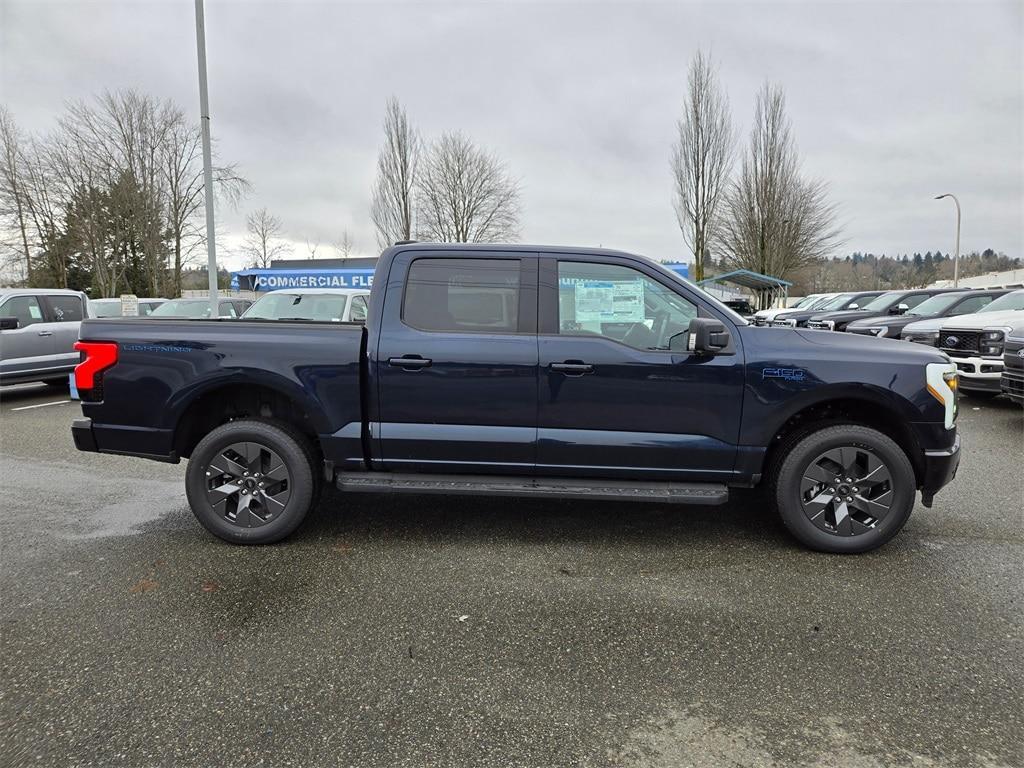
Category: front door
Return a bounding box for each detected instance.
[0,294,56,381]
[374,252,538,474]
[537,257,744,481]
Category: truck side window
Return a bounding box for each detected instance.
[950,295,993,315]
[557,262,697,351]
[0,295,44,328]
[404,258,520,333]
[350,295,368,322]
[43,295,85,322]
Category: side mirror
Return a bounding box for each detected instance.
[0,316,19,330]
[848,303,859,310]
[687,317,731,355]
[890,303,910,315]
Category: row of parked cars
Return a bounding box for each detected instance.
[0,287,370,387]
[753,287,1024,402]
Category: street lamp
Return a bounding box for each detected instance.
[934,194,961,287]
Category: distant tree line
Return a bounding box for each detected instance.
[0,93,248,297]
[704,248,1020,295]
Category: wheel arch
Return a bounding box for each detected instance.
[172,375,328,460]
[762,393,925,489]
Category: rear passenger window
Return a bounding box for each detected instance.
[404,258,520,333]
[44,295,85,322]
[350,295,368,323]
[951,296,993,315]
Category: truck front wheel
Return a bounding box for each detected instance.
[774,424,916,553]
[185,419,316,544]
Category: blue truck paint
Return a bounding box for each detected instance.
[72,243,960,507]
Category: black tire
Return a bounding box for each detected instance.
[774,424,916,554]
[185,419,316,544]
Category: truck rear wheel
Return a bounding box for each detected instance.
[774,424,916,553]
[185,419,316,544]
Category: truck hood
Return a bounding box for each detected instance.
[847,313,926,331]
[790,326,948,364]
[937,309,1024,330]
[809,309,889,324]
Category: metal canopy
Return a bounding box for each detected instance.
[697,269,791,310]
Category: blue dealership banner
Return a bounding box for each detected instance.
[232,268,375,292]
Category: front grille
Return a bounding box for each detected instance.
[772,319,797,328]
[939,329,981,355]
[1001,368,1024,402]
[1004,340,1024,372]
[807,320,834,331]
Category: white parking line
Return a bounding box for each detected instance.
[9,400,71,411]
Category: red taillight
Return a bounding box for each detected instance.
[74,341,118,390]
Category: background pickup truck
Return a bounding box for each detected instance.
[72,244,962,553]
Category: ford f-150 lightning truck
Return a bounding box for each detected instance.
[71,244,961,553]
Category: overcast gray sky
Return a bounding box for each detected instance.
[1,0,1021,269]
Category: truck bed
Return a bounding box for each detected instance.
[75,318,365,464]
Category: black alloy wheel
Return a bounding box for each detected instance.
[186,419,316,544]
[774,424,916,553]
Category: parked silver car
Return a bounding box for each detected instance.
[88,297,167,317]
[0,288,89,387]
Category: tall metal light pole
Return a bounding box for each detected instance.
[934,193,961,288]
[195,0,218,316]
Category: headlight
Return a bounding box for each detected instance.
[926,362,958,429]
[979,328,1008,357]
[904,331,939,345]
[874,326,888,337]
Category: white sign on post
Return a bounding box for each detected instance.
[120,294,139,317]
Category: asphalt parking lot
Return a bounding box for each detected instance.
[0,384,1021,768]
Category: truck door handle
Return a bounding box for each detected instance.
[388,355,432,371]
[37,330,53,337]
[550,361,594,376]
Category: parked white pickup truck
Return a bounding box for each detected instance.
[751,293,838,326]
[933,289,1024,397]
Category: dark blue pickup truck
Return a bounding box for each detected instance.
[71,244,961,553]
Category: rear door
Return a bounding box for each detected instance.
[0,294,56,381]
[374,251,538,474]
[536,255,744,480]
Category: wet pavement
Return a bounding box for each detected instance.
[1,383,1021,767]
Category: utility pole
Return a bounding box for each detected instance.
[934,194,961,287]
[195,0,218,316]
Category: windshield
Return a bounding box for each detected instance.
[907,293,965,317]
[818,293,854,310]
[979,290,1024,313]
[150,300,216,318]
[89,300,122,318]
[861,291,902,311]
[243,292,350,321]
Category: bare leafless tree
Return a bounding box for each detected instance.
[415,132,520,243]
[370,98,421,249]
[0,107,35,284]
[334,228,355,258]
[239,207,291,268]
[720,83,841,286]
[671,50,735,283]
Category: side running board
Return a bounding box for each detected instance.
[335,472,728,505]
